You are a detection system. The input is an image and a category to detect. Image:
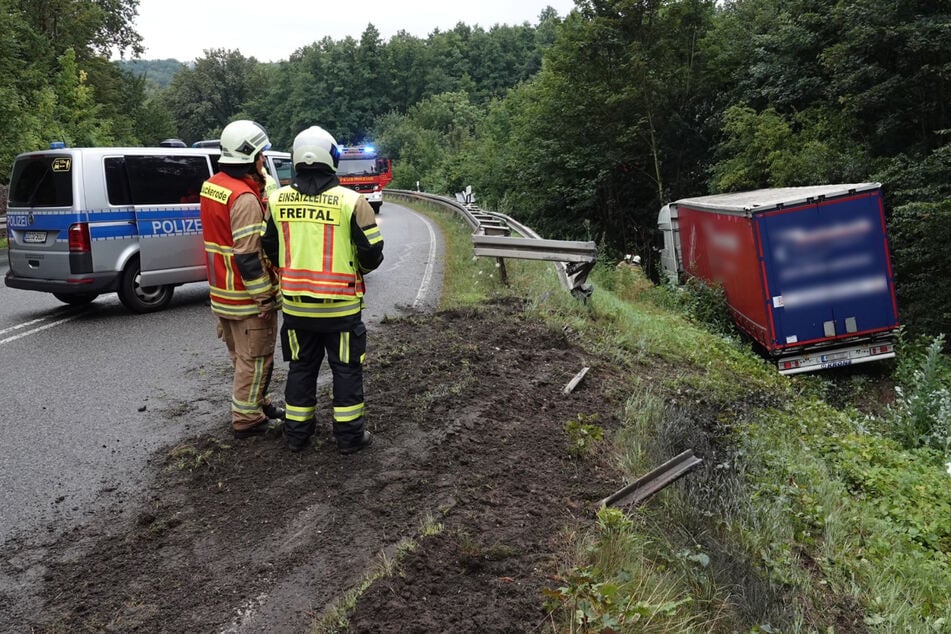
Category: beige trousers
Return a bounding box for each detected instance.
[217,315,277,431]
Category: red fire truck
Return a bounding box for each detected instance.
[337,145,393,214]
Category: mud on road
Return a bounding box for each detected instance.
[2,299,632,633]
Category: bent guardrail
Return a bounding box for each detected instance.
[386,189,597,298]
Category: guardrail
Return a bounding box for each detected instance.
[387,190,480,231]
[386,189,597,298]
[598,450,703,509]
[0,215,6,238]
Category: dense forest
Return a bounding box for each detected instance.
[1,0,948,339]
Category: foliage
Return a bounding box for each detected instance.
[0,0,144,182]
[251,18,554,149]
[889,334,951,451]
[376,91,484,193]
[887,198,951,339]
[709,105,869,191]
[161,49,269,144]
[544,507,698,633]
[116,58,187,92]
[564,413,604,459]
[821,433,951,554]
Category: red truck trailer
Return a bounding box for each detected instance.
[658,183,900,375]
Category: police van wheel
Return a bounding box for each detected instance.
[53,292,98,306]
[118,257,174,313]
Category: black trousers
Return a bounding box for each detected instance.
[281,314,367,447]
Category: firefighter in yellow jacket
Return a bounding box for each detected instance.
[262,126,384,454]
[200,120,283,439]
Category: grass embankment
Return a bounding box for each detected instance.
[365,199,951,632]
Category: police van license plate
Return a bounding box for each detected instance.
[23,231,46,243]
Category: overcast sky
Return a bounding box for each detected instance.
[131,1,578,63]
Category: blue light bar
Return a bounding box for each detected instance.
[50,141,66,149]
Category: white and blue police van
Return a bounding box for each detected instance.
[4,143,292,312]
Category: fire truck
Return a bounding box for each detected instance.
[336,145,393,213]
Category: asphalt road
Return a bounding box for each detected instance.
[0,200,442,546]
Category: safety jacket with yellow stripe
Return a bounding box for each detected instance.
[265,183,383,319]
[199,172,279,319]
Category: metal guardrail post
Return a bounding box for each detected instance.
[598,450,703,509]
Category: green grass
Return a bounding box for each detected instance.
[0,237,7,250]
[389,195,951,632]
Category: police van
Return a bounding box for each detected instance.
[4,144,293,312]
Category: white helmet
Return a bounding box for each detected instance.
[292,126,340,171]
[632,255,642,264]
[218,120,271,165]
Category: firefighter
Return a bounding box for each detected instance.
[263,126,384,454]
[199,119,284,439]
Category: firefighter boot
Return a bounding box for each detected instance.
[285,416,317,452]
[334,420,372,455]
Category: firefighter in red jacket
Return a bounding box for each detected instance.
[262,126,384,454]
[200,120,283,438]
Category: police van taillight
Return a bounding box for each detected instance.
[68,223,91,252]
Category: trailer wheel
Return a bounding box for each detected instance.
[52,292,99,306]
[117,256,174,313]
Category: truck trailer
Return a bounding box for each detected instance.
[658,183,900,375]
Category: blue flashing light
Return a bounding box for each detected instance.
[50,141,66,149]
[363,145,375,153]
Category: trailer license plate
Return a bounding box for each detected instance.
[820,351,849,362]
[24,231,47,243]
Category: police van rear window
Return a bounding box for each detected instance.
[105,155,212,206]
[9,155,74,207]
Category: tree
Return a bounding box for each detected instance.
[18,0,143,60]
[470,0,718,260]
[162,49,269,143]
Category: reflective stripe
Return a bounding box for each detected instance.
[322,224,334,271]
[243,275,273,295]
[286,403,315,423]
[210,285,262,299]
[233,223,262,241]
[209,299,259,317]
[339,331,350,364]
[232,397,261,415]
[204,242,234,255]
[282,297,362,319]
[288,329,300,362]
[224,255,236,292]
[364,225,382,243]
[282,268,356,282]
[334,402,364,423]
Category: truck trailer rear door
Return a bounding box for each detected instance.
[756,189,898,349]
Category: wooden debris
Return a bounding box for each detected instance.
[562,366,590,395]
